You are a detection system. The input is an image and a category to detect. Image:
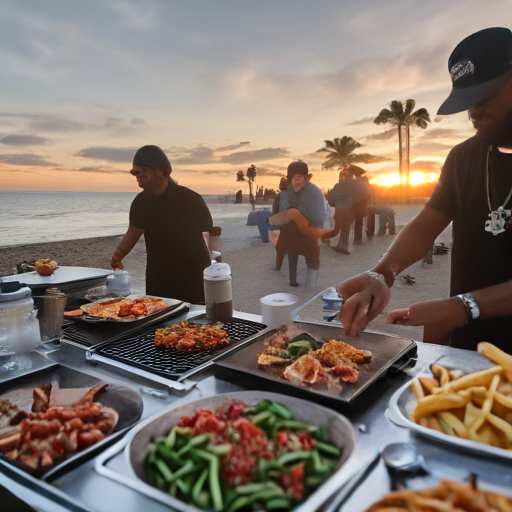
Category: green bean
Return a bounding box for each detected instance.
[267,402,293,420]
[154,458,174,483]
[227,488,285,512]
[206,443,231,457]
[276,420,317,432]
[243,406,257,415]
[169,460,201,483]
[251,410,272,426]
[154,470,166,490]
[173,426,193,438]
[254,399,273,412]
[312,426,329,442]
[311,449,330,474]
[277,450,312,466]
[305,472,330,488]
[175,477,191,496]
[194,449,223,511]
[156,444,183,470]
[196,490,210,509]
[266,498,292,510]
[315,441,341,457]
[176,434,209,458]
[234,482,278,495]
[169,482,177,497]
[156,436,167,445]
[266,414,277,428]
[192,467,209,506]
[165,427,177,449]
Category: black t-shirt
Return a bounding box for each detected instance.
[130,181,213,303]
[427,135,512,350]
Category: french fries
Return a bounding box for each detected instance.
[409,343,512,451]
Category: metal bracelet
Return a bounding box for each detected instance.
[457,293,480,323]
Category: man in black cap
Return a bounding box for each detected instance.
[274,160,327,289]
[111,145,213,303]
[334,27,512,351]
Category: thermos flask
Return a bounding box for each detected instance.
[203,263,233,323]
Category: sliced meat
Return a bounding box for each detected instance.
[283,355,324,385]
[328,361,360,383]
[257,354,290,365]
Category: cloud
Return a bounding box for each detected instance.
[370,159,441,175]
[29,117,88,132]
[216,141,251,151]
[131,118,146,125]
[71,166,126,174]
[173,145,216,164]
[75,146,137,163]
[0,153,58,166]
[347,116,375,125]
[219,147,290,164]
[254,165,286,177]
[0,134,49,146]
[361,130,396,141]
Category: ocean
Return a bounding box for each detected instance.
[0,190,248,247]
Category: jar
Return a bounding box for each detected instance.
[106,269,131,297]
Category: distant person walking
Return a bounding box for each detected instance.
[272,177,290,214]
[111,145,213,303]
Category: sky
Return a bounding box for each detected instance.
[0,0,510,195]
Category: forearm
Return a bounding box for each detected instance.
[113,224,144,260]
[472,280,512,320]
[372,206,451,286]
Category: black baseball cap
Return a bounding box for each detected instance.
[287,160,309,179]
[437,27,512,115]
[133,145,171,169]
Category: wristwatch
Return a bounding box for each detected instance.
[457,293,480,323]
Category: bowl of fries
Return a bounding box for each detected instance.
[389,342,512,459]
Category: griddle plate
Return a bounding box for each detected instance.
[94,317,266,379]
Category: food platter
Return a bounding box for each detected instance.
[0,364,143,481]
[214,320,417,404]
[70,295,186,324]
[389,371,512,463]
[123,390,357,512]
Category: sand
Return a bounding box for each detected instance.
[0,204,451,342]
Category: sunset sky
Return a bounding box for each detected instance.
[0,0,509,195]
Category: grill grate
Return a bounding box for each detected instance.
[94,316,266,379]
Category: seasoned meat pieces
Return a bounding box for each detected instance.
[283,355,323,385]
[314,340,372,366]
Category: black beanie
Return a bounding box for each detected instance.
[133,145,171,170]
[287,160,308,180]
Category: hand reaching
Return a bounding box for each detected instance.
[110,254,124,270]
[336,272,391,337]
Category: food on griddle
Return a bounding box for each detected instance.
[409,342,512,450]
[143,399,341,511]
[365,479,512,511]
[154,321,229,352]
[64,309,83,317]
[82,297,168,320]
[257,325,372,387]
[0,384,118,470]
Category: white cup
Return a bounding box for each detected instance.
[260,293,299,328]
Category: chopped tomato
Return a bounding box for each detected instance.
[277,430,289,446]
[227,403,243,421]
[281,463,305,501]
[193,410,226,435]
[299,433,315,450]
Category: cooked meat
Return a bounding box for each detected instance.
[314,340,372,366]
[328,362,360,383]
[257,354,290,365]
[155,321,229,352]
[32,385,52,413]
[283,355,324,385]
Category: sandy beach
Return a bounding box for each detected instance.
[0,204,451,342]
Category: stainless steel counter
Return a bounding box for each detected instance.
[1,308,511,512]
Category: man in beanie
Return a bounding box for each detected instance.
[111,145,213,303]
[273,160,327,289]
[335,27,512,352]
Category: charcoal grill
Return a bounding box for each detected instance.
[87,314,266,384]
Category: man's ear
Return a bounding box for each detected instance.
[307,173,313,180]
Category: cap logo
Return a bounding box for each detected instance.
[450,60,475,82]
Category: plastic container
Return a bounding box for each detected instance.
[260,293,299,328]
[204,263,233,322]
[106,269,131,297]
[322,287,344,311]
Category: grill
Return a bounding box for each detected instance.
[92,315,266,380]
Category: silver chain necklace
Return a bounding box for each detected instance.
[484,145,512,235]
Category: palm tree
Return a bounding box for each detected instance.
[374,99,431,202]
[236,164,257,208]
[317,136,382,170]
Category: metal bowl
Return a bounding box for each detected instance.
[125,390,358,512]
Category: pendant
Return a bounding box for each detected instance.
[485,206,512,235]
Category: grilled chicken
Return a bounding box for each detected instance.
[257,354,290,365]
[314,340,372,366]
[283,355,323,385]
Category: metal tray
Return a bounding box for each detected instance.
[0,267,111,293]
[388,355,512,463]
[98,390,358,512]
[214,320,417,404]
[87,314,267,384]
[75,295,186,324]
[0,363,143,481]
[329,441,512,511]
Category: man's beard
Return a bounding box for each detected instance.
[476,109,512,147]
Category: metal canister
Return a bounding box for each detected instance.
[203,263,232,323]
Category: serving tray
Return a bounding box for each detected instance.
[214,320,417,404]
[0,363,143,481]
[97,390,358,512]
